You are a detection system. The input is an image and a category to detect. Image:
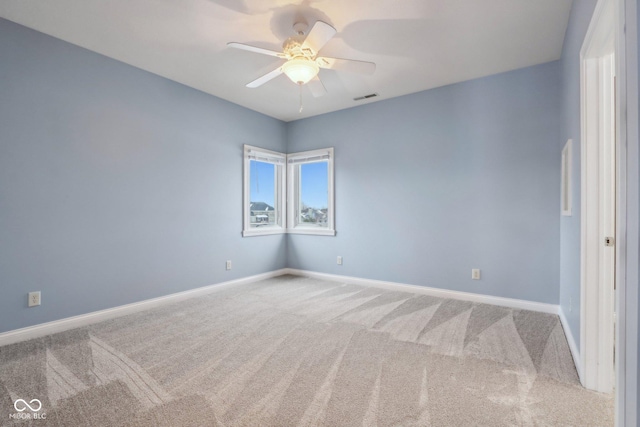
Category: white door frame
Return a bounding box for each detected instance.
[613,0,636,425]
[579,0,619,395]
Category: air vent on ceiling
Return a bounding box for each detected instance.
[353,93,378,101]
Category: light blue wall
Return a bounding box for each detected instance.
[558,0,598,354]
[287,62,562,304]
[0,18,288,333]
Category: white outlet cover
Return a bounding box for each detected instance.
[472,269,481,280]
[28,291,41,307]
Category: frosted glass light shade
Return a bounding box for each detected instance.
[282,58,319,85]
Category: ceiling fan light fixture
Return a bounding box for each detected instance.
[282,58,319,85]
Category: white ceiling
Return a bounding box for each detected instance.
[0,0,573,122]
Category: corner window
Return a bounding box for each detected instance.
[287,148,335,236]
[561,139,572,216]
[243,145,335,237]
[243,145,286,236]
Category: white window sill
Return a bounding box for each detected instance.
[287,228,336,236]
[242,228,286,237]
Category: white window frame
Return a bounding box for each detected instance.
[561,139,573,216]
[286,148,335,236]
[242,145,286,237]
[242,145,335,237]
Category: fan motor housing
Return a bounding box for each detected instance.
[283,37,315,60]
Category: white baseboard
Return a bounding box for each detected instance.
[558,306,584,383]
[284,268,560,315]
[0,267,562,348]
[0,269,289,347]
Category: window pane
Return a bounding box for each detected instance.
[299,161,328,227]
[249,160,277,227]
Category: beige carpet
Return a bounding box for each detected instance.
[0,275,613,426]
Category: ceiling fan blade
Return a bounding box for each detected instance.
[316,57,376,75]
[211,0,273,14]
[301,21,337,56]
[307,75,327,98]
[246,67,284,88]
[211,0,251,14]
[227,42,285,58]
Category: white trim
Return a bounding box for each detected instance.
[284,268,559,315]
[243,145,336,237]
[286,228,336,236]
[243,144,286,236]
[579,0,617,394]
[287,147,335,235]
[244,144,287,163]
[559,306,584,382]
[0,269,289,347]
[242,227,286,237]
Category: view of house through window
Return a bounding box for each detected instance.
[287,147,335,235]
[249,160,277,227]
[243,145,285,237]
[243,145,334,236]
[298,161,329,227]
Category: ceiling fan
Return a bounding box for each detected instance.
[228,20,376,97]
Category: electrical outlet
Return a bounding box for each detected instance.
[471,269,481,280]
[28,291,41,307]
[337,256,343,265]
[226,260,232,270]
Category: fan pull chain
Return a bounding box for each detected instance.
[299,84,303,113]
